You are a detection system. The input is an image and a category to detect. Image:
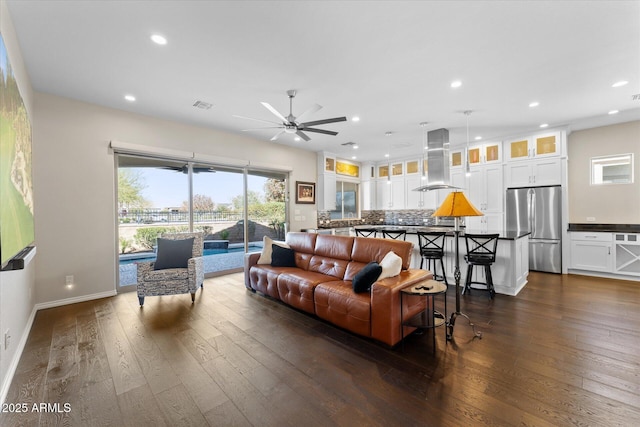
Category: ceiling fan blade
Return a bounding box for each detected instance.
[295,103,322,123]
[233,114,281,126]
[296,130,311,142]
[261,102,288,123]
[270,130,286,141]
[302,127,339,136]
[241,127,283,131]
[300,117,347,127]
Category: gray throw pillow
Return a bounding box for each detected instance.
[154,237,194,270]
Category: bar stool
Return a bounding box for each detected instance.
[381,229,406,241]
[463,233,499,299]
[416,231,448,287]
[354,228,378,238]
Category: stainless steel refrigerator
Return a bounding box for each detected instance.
[506,185,562,273]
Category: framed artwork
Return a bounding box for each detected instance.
[295,181,316,204]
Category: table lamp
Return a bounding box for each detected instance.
[432,190,484,340]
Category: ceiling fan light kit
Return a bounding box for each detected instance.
[236,90,346,142]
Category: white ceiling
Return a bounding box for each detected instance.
[6,0,640,162]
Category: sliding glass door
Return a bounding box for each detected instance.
[116,154,287,289]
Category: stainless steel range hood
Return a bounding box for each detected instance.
[413,128,460,192]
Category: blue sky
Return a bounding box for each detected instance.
[137,168,267,208]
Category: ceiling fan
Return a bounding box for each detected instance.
[234,90,347,142]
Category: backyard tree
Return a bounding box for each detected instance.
[231,190,263,211]
[182,194,215,211]
[264,178,285,202]
[118,169,148,210]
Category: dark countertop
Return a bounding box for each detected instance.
[568,223,640,233]
[353,225,530,240]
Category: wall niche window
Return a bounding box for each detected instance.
[591,153,634,185]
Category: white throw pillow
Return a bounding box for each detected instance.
[378,251,403,279]
[257,236,289,264]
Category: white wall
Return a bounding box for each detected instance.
[567,121,640,224]
[0,0,37,404]
[32,92,318,305]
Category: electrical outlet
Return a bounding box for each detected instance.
[65,275,74,285]
[4,330,10,350]
[586,217,596,222]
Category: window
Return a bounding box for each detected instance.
[331,181,359,219]
[591,153,634,185]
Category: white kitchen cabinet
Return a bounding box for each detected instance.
[613,233,640,276]
[506,132,561,162]
[569,232,613,272]
[317,173,336,211]
[466,213,504,232]
[405,176,424,209]
[467,164,503,212]
[376,178,404,209]
[467,141,502,166]
[505,158,561,188]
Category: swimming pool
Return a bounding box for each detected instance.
[119,245,260,265]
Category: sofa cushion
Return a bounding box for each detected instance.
[271,244,297,267]
[308,255,350,279]
[277,270,336,314]
[378,251,403,279]
[257,236,289,264]
[315,281,372,337]
[352,262,382,293]
[154,237,194,270]
[351,237,413,270]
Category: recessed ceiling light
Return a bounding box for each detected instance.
[352,116,360,122]
[529,101,539,108]
[124,95,136,102]
[384,153,390,158]
[353,144,359,149]
[151,34,167,45]
[450,80,462,88]
[294,137,301,142]
[540,123,549,128]
[475,136,482,140]
[351,156,357,160]
[608,110,619,115]
[612,80,628,88]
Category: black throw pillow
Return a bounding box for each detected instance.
[270,244,296,267]
[352,262,382,293]
[154,237,194,270]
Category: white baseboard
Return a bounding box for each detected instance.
[34,290,117,311]
[0,305,36,405]
[1,290,117,404]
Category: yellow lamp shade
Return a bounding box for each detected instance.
[432,191,483,217]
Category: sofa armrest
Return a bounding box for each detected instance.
[244,252,261,289]
[370,269,432,346]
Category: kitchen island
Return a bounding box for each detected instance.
[349,226,531,296]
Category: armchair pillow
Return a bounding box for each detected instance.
[154,237,195,270]
[352,262,382,293]
[378,251,403,279]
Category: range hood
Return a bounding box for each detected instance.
[413,128,460,192]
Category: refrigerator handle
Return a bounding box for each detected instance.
[529,189,536,236]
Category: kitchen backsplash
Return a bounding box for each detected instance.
[318,209,439,228]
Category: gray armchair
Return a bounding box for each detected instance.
[136,232,204,306]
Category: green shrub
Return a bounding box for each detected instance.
[133,226,186,249]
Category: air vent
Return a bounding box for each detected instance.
[193,100,213,110]
[341,142,356,146]
[632,94,640,101]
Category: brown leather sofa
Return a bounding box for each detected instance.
[244,232,432,346]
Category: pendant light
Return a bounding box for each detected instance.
[464,110,472,177]
[420,122,428,181]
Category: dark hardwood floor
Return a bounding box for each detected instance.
[2,271,640,426]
